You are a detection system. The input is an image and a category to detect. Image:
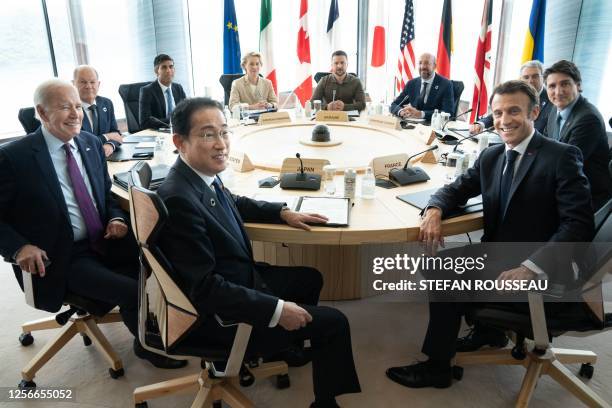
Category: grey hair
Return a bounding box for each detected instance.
[520,60,543,75]
[73,65,99,80]
[33,79,75,119]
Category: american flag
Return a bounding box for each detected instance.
[395,0,416,93]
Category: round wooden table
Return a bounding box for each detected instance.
[110,115,483,300]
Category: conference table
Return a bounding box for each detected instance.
[109,112,484,300]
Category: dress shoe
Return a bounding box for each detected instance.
[386,361,452,389]
[268,344,312,367]
[310,399,340,408]
[133,339,188,369]
[456,327,509,352]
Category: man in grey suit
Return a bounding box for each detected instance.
[544,60,611,211]
[138,54,187,130]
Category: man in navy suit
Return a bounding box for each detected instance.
[0,80,185,369]
[73,65,123,158]
[544,60,611,211]
[386,80,594,389]
[138,54,187,130]
[157,97,361,407]
[390,53,454,121]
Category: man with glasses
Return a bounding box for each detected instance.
[156,97,361,408]
[139,54,187,130]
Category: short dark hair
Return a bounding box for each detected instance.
[543,60,582,85]
[331,50,348,59]
[489,80,539,111]
[171,97,223,138]
[153,54,173,68]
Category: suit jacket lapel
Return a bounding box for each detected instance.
[215,181,253,255]
[31,130,70,222]
[242,76,256,102]
[81,108,93,133]
[504,133,543,218]
[96,97,106,133]
[491,149,505,223]
[153,81,166,114]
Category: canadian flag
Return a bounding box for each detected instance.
[294,0,312,107]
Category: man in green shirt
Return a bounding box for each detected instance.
[311,50,366,112]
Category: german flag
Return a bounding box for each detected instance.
[436,0,452,78]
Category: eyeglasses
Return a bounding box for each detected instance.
[197,129,232,143]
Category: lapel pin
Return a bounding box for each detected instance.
[102,106,108,112]
[86,147,91,151]
[210,198,216,207]
[435,85,439,90]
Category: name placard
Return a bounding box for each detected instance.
[368,114,401,130]
[280,157,330,176]
[315,110,349,122]
[370,153,409,177]
[227,150,254,172]
[258,111,291,125]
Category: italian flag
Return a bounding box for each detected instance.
[294,0,312,107]
[259,0,277,95]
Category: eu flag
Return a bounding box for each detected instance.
[224,0,242,74]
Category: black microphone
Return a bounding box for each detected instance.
[279,153,322,190]
[442,107,473,130]
[392,93,411,116]
[389,146,438,186]
[451,126,494,152]
[296,153,305,174]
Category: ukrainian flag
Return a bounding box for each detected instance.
[522,0,546,63]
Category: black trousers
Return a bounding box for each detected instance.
[65,237,139,337]
[190,265,361,401]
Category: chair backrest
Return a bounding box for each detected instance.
[18,107,41,134]
[118,82,149,133]
[451,80,464,116]
[219,74,244,106]
[129,161,152,190]
[314,71,358,83]
[0,135,24,147]
[129,186,199,351]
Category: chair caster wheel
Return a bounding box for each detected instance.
[18,379,36,389]
[239,366,255,387]
[276,373,290,389]
[511,346,526,360]
[19,333,34,346]
[82,334,92,346]
[109,367,125,379]
[212,401,223,408]
[452,366,464,380]
[135,402,148,408]
[579,363,594,379]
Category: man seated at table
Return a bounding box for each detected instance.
[311,50,365,112]
[139,53,187,130]
[390,52,454,121]
[157,97,361,408]
[386,80,594,389]
[0,79,186,369]
[470,60,552,135]
[544,59,611,211]
[228,51,278,111]
[73,65,123,158]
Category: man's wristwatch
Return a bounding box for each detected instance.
[280,205,291,213]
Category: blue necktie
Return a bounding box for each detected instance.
[554,113,562,140]
[499,149,519,219]
[165,88,174,116]
[211,179,244,243]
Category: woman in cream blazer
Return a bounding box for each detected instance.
[229,51,278,110]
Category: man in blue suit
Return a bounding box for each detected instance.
[138,54,187,130]
[0,80,185,369]
[390,53,454,121]
[73,65,123,158]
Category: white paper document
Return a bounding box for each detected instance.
[296,196,350,226]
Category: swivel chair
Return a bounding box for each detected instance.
[18,107,41,134]
[129,181,289,408]
[450,80,464,117]
[118,82,150,133]
[455,199,612,407]
[219,74,244,106]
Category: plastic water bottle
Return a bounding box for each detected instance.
[231,105,241,121]
[224,105,231,121]
[432,109,440,130]
[295,101,303,118]
[344,168,356,199]
[304,100,312,117]
[361,167,376,199]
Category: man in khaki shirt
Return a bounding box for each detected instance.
[311,50,365,112]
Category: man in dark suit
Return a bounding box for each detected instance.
[73,65,123,158]
[0,79,185,369]
[157,97,361,408]
[386,80,594,389]
[470,60,553,135]
[544,60,611,211]
[138,54,187,130]
[390,53,454,121]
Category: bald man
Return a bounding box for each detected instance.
[390,53,454,121]
[73,65,123,158]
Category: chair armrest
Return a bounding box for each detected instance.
[214,314,240,327]
[527,292,550,350]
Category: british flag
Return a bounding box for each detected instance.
[395,0,416,93]
[469,0,493,123]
